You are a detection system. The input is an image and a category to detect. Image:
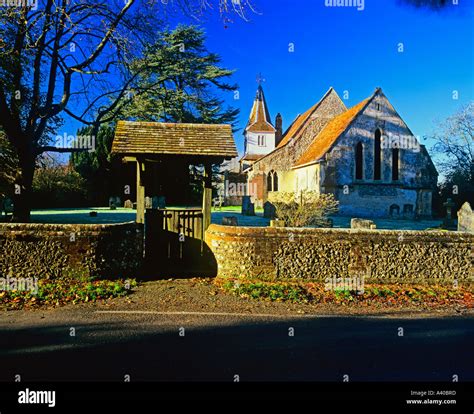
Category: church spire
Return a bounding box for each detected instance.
[245,85,275,133]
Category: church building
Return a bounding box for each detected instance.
[241,86,438,218]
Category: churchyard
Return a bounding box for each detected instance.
[19,206,445,230]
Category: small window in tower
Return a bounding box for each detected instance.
[258,135,265,146]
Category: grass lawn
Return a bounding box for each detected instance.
[23,207,444,230]
[27,206,259,224]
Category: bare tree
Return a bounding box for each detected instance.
[0,0,257,222]
[431,103,473,177]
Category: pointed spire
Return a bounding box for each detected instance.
[246,85,275,133]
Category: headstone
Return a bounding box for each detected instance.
[157,196,166,209]
[457,202,474,233]
[145,196,152,209]
[270,219,285,227]
[443,198,456,229]
[151,196,159,209]
[241,195,255,216]
[222,216,238,226]
[263,201,276,219]
[351,218,376,229]
[109,196,120,210]
[213,196,223,211]
[124,199,133,209]
[4,198,14,214]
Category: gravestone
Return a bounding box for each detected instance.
[351,218,376,230]
[124,199,133,209]
[151,196,159,209]
[222,216,238,226]
[213,196,223,211]
[457,202,474,233]
[109,196,120,210]
[3,198,14,215]
[241,195,255,216]
[157,196,166,209]
[145,196,152,209]
[263,201,276,219]
[443,198,456,229]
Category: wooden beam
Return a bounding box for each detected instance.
[136,159,145,224]
[123,156,137,163]
[202,163,212,231]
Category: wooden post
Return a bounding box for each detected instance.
[136,159,145,224]
[202,163,212,231]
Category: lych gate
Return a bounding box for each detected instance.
[112,121,237,276]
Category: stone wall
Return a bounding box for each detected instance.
[319,90,438,218]
[0,222,143,280]
[205,224,474,284]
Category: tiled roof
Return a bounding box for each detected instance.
[276,87,343,149]
[240,153,264,162]
[246,86,276,133]
[112,121,237,158]
[293,98,371,167]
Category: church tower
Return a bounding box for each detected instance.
[240,85,276,171]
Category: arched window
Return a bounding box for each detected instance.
[266,171,273,192]
[389,204,400,217]
[266,170,279,192]
[355,142,363,180]
[374,129,381,180]
[392,148,399,181]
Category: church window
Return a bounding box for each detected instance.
[389,204,400,217]
[258,135,265,146]
[355,142,363,180]
[267,170,278,192]
[267,171,272,191]
[273,172,279,191]
[392,148,399,181]
[374,129,382,180]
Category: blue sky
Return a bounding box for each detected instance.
[175,0,474,156]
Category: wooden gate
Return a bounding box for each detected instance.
[145,208,215,277]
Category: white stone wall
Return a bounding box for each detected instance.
[244,131,276,156]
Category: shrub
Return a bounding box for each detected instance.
[271,190,339,227]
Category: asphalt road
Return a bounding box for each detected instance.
[0,311,473,382]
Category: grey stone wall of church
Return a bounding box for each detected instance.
[321,91,437,218]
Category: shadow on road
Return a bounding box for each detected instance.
[0,315,472,382]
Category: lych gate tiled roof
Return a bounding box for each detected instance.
[240,153,264,162]
[246,86,276,133]
[112,121,237,158]
[293,97,371,167]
